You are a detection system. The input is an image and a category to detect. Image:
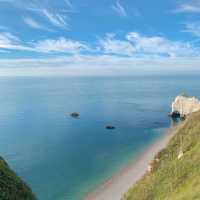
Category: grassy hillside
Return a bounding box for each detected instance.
[123,112,200,200]
[0,156,37,200]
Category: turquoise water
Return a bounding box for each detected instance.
[0,75,200,200]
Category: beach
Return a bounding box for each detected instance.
[85,124,182,200]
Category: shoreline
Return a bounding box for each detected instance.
[84,123,183,200]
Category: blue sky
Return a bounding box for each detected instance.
[0,0,200,75]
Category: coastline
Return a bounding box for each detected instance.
[84,123,183,200]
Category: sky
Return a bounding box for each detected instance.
[0,0,200,76]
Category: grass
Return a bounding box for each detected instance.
[123,111,200,200]
[0,156,37,200]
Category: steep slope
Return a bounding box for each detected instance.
[0,157,37,200]
[123,111,200,200]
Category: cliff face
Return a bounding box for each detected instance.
[171,95,200,116]
[123,111,200,200]
[0,157,37,200]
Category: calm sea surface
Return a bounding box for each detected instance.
[0,75,200,200]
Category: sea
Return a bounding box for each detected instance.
[0,75,200,200]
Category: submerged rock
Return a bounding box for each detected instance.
[70,112,80,118]
[106,125,115,130]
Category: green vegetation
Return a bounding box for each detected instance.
[0,157,37,200]
[123,112,200,200]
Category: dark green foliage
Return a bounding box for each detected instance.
[0,157,37,200]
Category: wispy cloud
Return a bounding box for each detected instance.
[184,22,200,37]
[0,31,199,59]
[0,0,72,29]
[0,32,32,51]
[64,0,73,9]
[112,0,127,17]
[23,17,45,30]
[126,32,197,57]
[0,32,89,53]
[34,37,89,53]
[99,32,198,58]
[99,33,135,56]
[40,9,68,28]
[175,0,200,13]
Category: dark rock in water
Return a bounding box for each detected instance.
[70,112,80,118]
[106,125,115,130]
[169,111,180,119]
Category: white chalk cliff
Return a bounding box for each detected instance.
[172,95,200,116]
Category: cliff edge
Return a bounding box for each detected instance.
[123,111,200,200]
[0,156,37,200]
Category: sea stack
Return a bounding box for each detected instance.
[169,94,200,119]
